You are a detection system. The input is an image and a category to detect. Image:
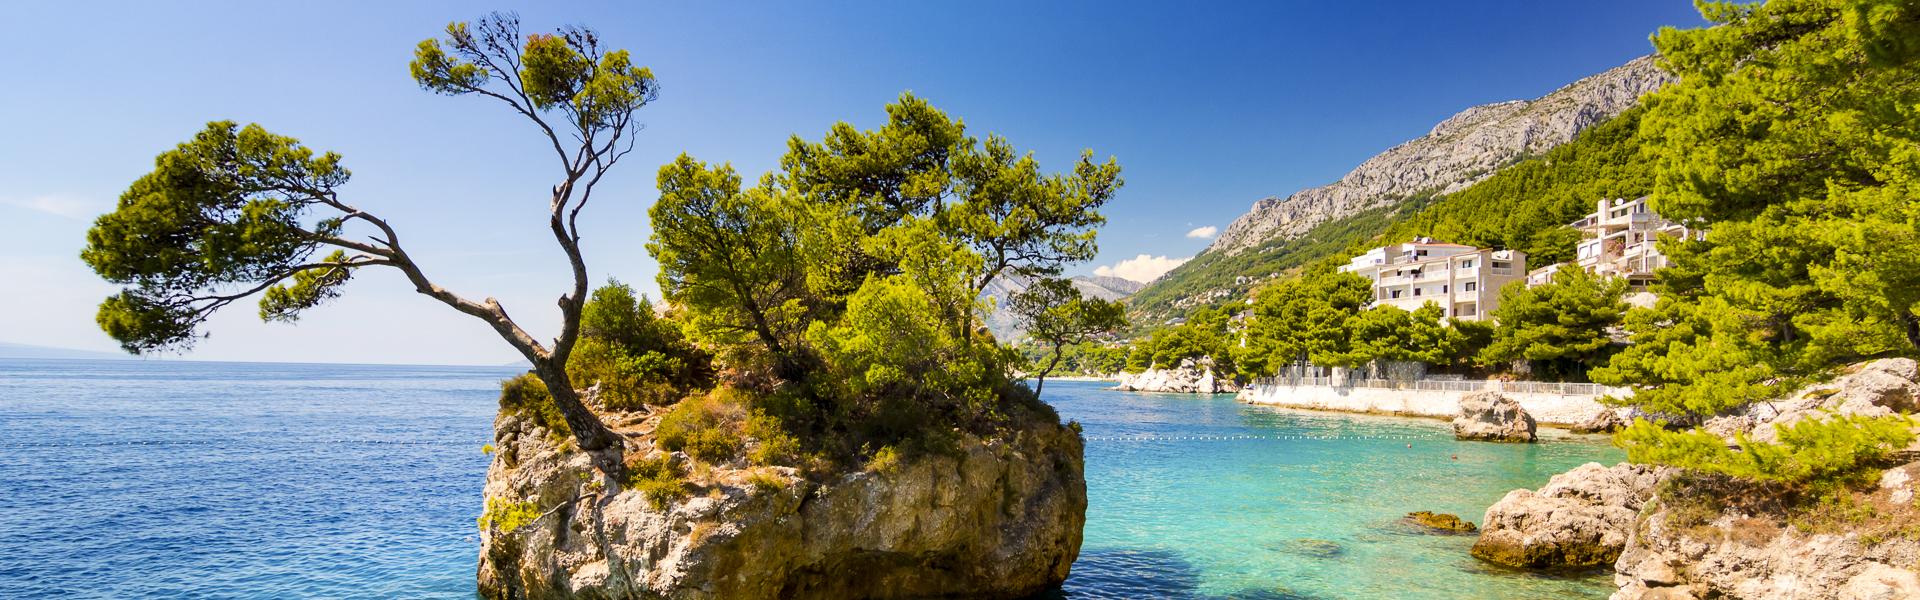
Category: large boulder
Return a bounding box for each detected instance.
[1571,408,1631,434]
[1452,391,1537,442]
[1730,358,1920,445]
[1471,462,1665,568]
[1114,357,1240,394]
[1610,462,1920,600]
[476,405,1087,599]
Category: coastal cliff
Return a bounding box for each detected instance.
[475,397,1087,599]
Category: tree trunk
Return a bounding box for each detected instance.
[531,359,621,452]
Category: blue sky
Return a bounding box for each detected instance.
[0,1,1704,365]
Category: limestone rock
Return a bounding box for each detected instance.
[475,405,1087,599]
[1471,462,1665,568]
[1609,463,1920,600]
[1452,391,1537,442]
[1208,56,1671,257]
[1406,511,1477,533]
[1742,358,1919,444]
[1571,408,1631,434]
[1114,358,1241,394]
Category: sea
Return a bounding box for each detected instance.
[0,359,1622,598]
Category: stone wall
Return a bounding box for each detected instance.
[1236,383,1622,427]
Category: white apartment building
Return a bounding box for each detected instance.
[1528,196,1697,290]
[1339,237,1527,321]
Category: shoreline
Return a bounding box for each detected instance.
[1235,383,1619,428]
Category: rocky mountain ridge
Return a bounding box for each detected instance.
[980,274,1145,341]
[1207,56,1671,256]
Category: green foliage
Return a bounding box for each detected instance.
[623,454,688,510]
[412,16,657,130]
[1619,413,1917,492]
[1235,269,1373,375]
[1341,303,1467,366]
[1481,266,1629,381]
[478,497,542,533]
[646,93,1115,463]
[1601,0,1920,486]
[566,281,712,410]
[1008,277,1128,395]
[1609,0,1920,406]
[498,373,571,446]
[1592,296,1785,417]
[81,121,359,352]
[655,388,747,463]
[1121,306,1239,376]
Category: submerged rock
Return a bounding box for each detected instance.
[1471,462,1664,569]
[1114,357,1241,394]
[475,405,1087,599]
[1452,391,1537,443]
[1405,511,1477,533]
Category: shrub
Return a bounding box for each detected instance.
[498,373,571,446]
[478,497,542,533]
[744,413,801,467]
[745,468,786,494]
[656,388,748,463]
[624,454,689,510]
[567,281,713,411]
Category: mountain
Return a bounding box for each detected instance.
[1130,56,1671,321]
[0,341,133,360]
[980,274,1146,342]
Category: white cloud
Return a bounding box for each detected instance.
[1094,254,1189,284]
[2,195,103,220]
[1185,225,1218,239]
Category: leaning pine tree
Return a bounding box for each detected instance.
[80,14,652,453]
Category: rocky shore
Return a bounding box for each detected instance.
[476,397,1087,599]
[1114,358,1240,394]
[1470,359,1920,599]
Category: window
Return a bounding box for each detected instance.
[1464,281,1477,292]
[1441,285,1449,293]
[1458,303,1477,316]
[1413,288,1422,297]
[1459,259,1474,269]
[1492,261,1510,269]
[1390,290,1402,299]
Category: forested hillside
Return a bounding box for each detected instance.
[1128,105,1654,326]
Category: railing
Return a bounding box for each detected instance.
[1248,376,1628,397]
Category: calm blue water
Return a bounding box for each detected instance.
[0,360,1621,598]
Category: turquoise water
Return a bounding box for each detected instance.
[1046,380,1623,599]
[0,360,1621,598]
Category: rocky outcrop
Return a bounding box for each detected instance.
[1571,407,1632,434]
[476,404,1087,599]
[1207,56,1671,256]
[1471,462,1666,568]
[1114,358,1240,394]
[1701,358,1920,445]
[1611,462,1920,600]
[1602,358,1920,599]
[1452,391,1537,442]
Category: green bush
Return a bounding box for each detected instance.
[498,373,571,446]
[624,454,689,509]
[656,389,747,463]
[567,281,713,411]
[478,497,542,533]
